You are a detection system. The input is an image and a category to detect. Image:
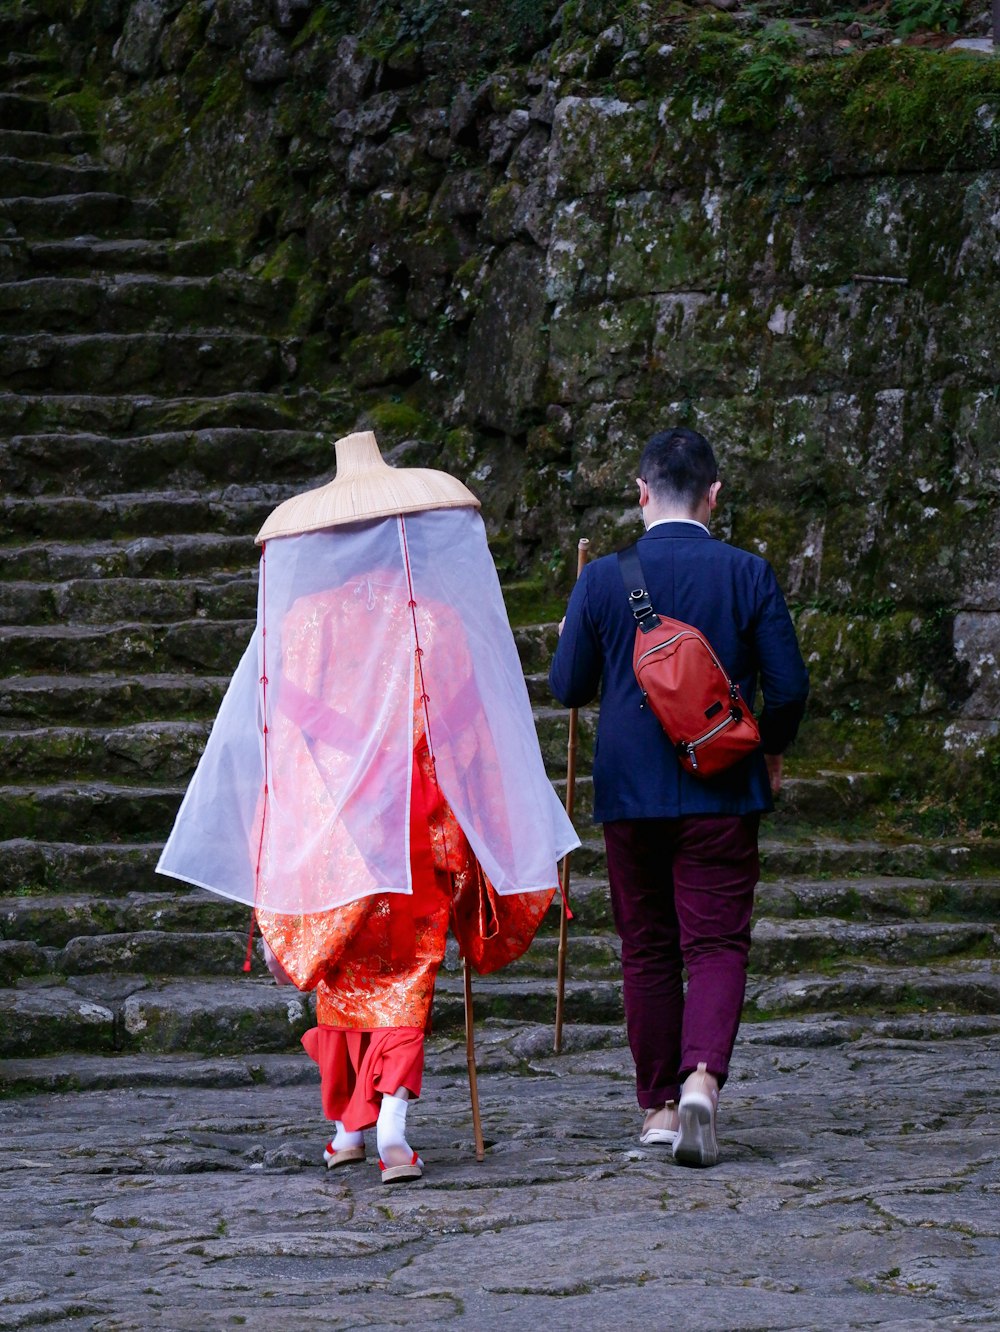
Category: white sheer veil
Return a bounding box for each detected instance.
[157,508,579,914]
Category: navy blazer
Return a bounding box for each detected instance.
[549,523,809,823]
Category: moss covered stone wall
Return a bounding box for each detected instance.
[11,0,1000,822]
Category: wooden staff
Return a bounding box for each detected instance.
[554,536,590,1054]
[464,957,485,1161]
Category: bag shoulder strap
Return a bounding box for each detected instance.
[617,544,661,634]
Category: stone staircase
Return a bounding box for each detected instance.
[2,51,1000,1095]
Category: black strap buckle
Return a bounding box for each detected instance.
[619,546,661,632]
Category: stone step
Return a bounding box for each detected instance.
[0,977,314,1058]
[0,889,247,947]
[0,888,246,945]
[524,670,554,705]
[0,154,113,197]
[0,839,162,896]
[535,699,888,818]
[25,235,238,276]
[0,533,252,581]
[737,1011,1000,1046]
[0,781,184,842]
[5,909,989,988]
[0,332,283,393]
[0,388,336,435]
[533,704,597,772]
[0,232,24,283]
[6,821,998,910]
[0,273,296,334]
[547,770,887,824]
[758,835,1000,878]
[745,960,1000,1018]
[11,955,998,1061]
[0,719,214,782]
[772,770,891,821]
[0,928,258,987]
[535,873,612,932]
[0,53,61,80]
[512,621,559,675]
[0,1050,320,1096]
[5,871,998,953]
[0,572,257,625]
[0,191,175,238]
[0,687,574,774]
[9,1009,1000,1096]
[28,928,256,981]
[510,918,999,977]
[539,870,1000,934]
[0,130,96,160]
[755,874,1000,922]
[0,972,621,1058]
[5,812,988,900]
[570,833,1000,881]
[5,948,1000,1050]
[1,488,288,542]
[551,773,593,815]
[0,620,252,677]
[0,673,227,724]
[550,909,999,971]
[433,973,625,1033]
[748,917,998,972]
[0,427,328,494]
[0,93,48,133]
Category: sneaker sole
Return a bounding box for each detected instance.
[673,1094,718,1167]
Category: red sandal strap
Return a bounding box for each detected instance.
[378,1151,419,1171]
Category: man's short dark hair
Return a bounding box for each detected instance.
[639,427,718,508]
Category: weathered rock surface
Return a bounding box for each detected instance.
[1,1030,999,1328]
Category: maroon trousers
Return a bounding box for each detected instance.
[603,814,760,1108]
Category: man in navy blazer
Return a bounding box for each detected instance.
[549,426,808,1167]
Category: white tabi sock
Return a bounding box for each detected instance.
[330,1121,364,1152]
[376,1092,421,1165]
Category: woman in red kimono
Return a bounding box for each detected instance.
[159,433,579,1182]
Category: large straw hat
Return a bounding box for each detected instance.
[256,430,480,542]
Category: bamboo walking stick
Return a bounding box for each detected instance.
[554,536,590,1054]
[464,956,485,1161]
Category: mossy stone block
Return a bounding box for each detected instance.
[365,400,432,439]
[549,295,654,404]
[344,275,403,332]
[548,95,657,200]
[465,244,548,434]
[0,989,116,1058]
[545,197,610,303]
[649,292,764,399]
[789,176,963,291]
[607,189,725,297]
[344,328,412,387]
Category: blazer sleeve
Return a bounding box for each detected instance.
[753,562,810,755]
[549,564,603,708]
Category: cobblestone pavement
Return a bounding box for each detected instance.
[2,1024,999,1331]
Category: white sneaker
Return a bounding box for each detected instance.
[673,1063,720,1167]
[639,1101,679,1147]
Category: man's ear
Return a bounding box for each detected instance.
[707,480,722,511]
[637,478,650,508]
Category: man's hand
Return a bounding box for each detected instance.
[764,752,783,796]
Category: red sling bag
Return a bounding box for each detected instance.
[618,544,761,779]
